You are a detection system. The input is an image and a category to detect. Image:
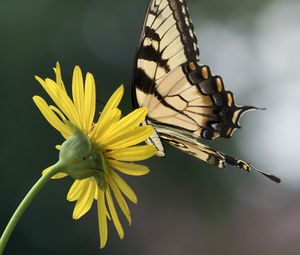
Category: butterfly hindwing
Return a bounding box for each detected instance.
[154,124,280,183]
[154,123,226,168]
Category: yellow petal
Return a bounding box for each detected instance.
[35,76,80,127]
[110,171,137,204]
[84,73,96,133]
[42,166,68,179]
[92,108,121,142]
[98,85,124,125]
[72,66,85,130]
[106,145,157,161]
[107,175,131,225]
[67,180,82,201]
[104,126,154,150]
[94,188,111,221]
[72,180,95,219]
[52,173,68,179]
[49,105,66,121]
[97,189,108,248]
[55,145,62,150]
[54,62,66,92]
[94,184,98,200]
[105,186,124,239]
[33,96,70,138]
[100,107,148,143]
[107,159,150,176]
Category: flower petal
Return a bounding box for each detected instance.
[97,189,108,248]
[110,171,137,204]
[105,186,124,239]
[94,184,98,199]
[73,180,95,219]
[52,173,68,179]
[100,107,148,143]
[84,73,96,133]
[72,66,85,130]
[67,180,82,201]
[107,175,131,225]
[53,62,66,92]
[107,159,150,176]
[55,145,62,150]
[100,85,124,123]
[35,76,80,127]
[33,96,70,138]
[49,105,67,121]
[106,145,157,161]
[42,166,68,179]
[104,126,154,150]
[92,108,121,142]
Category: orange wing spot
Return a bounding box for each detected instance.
[241,161,251,171]
[232,109,242,124]
[226,127,233,136]
[227,93,233,107]
[189,62,196,71]
[216,78,223,92]
[213,131,220,138]
[201,66,209,79]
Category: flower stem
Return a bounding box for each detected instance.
[0,163,64,254]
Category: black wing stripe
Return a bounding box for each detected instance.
[168,0,199,61]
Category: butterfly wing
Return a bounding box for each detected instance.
[132,0,280,182]
[155,124,280,183]
[132,0,255,143]
[132,0,199,109]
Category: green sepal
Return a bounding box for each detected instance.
[94,171,107,191]
[58,122,104,181]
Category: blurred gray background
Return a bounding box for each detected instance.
[1,0,300,254]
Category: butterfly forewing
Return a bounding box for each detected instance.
[133,0,252,142]
[133,0,198,104]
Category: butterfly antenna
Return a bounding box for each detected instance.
[250,165,281,183]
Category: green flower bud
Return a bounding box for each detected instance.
[58,122,104,181]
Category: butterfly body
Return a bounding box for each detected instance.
[132,0,280,183]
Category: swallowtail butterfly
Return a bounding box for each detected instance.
[132,0,280,183]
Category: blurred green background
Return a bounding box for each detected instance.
[1,0,300,254]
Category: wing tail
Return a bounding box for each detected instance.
[220,153,281,183]
[155,124,280,183]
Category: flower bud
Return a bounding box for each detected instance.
[59,122,104,181]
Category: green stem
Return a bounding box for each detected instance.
[0,162,64,254]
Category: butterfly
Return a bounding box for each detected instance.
[131,0,280,183]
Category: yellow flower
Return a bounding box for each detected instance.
[33,63,156,248]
